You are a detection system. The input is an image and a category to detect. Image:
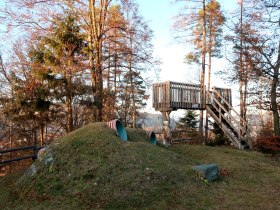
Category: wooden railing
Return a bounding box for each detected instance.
[153,81,205,111]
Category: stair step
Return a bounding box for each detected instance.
[206,95,250,150]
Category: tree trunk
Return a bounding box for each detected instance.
[271,40,280,136]
[243,61,248,121]
[129,32,136,128]
[88,0,97,121]
[239,0,246,126]
[107,40,111,90]
[40,124,44,146]
[114,39,117,95]
[66,57,73,133]
[271,69,280,136]
[90,0,111,122]
[205,48,212,143]
[66,95,73,133]
[45,125,48,145]
[205,11,214,143]
[199,0,206,143]
[95,40,103,121]
[114,54,117,94]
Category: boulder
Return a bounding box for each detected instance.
[192,163,219,182]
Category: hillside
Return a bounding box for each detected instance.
[0,122,280,209]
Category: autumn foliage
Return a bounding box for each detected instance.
[253,136,280,155]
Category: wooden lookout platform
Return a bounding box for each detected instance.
[152,81,251,150]
[153,81,232,111]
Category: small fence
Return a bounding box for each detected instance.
[153,129,197,144]
[0,145,44,165]
[171,129,198,144]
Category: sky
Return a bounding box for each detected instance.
[135,0,240,113]
[137,0,197,83]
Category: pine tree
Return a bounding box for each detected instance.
[117,71,148,127]
[208,121,230,146]
[175,110,199,139]
[33,13,85,133]
[178,110,199,129]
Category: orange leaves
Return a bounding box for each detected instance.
[253,136,280,154]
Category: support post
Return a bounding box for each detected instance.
[162,111,171,145]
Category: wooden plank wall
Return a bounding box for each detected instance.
[153,81,171,110]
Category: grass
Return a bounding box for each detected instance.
[1,122,280,209]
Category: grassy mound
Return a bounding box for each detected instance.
[1,123,191,209]
[1,122,280,209]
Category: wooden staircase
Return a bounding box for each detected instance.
[206,87,252,149]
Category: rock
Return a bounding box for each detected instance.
[19,146,54,181]
[38,146,54,165]
[37,146,48,161]
[17,163,37,184]
[192,163,219,182]
[24,164,37,177]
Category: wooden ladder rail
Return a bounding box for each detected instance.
[206,105,241,148]
[211,87,253,135]
[206,92,242,148]
[206,89,252,149]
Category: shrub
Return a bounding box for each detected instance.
[253,136,280,155]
